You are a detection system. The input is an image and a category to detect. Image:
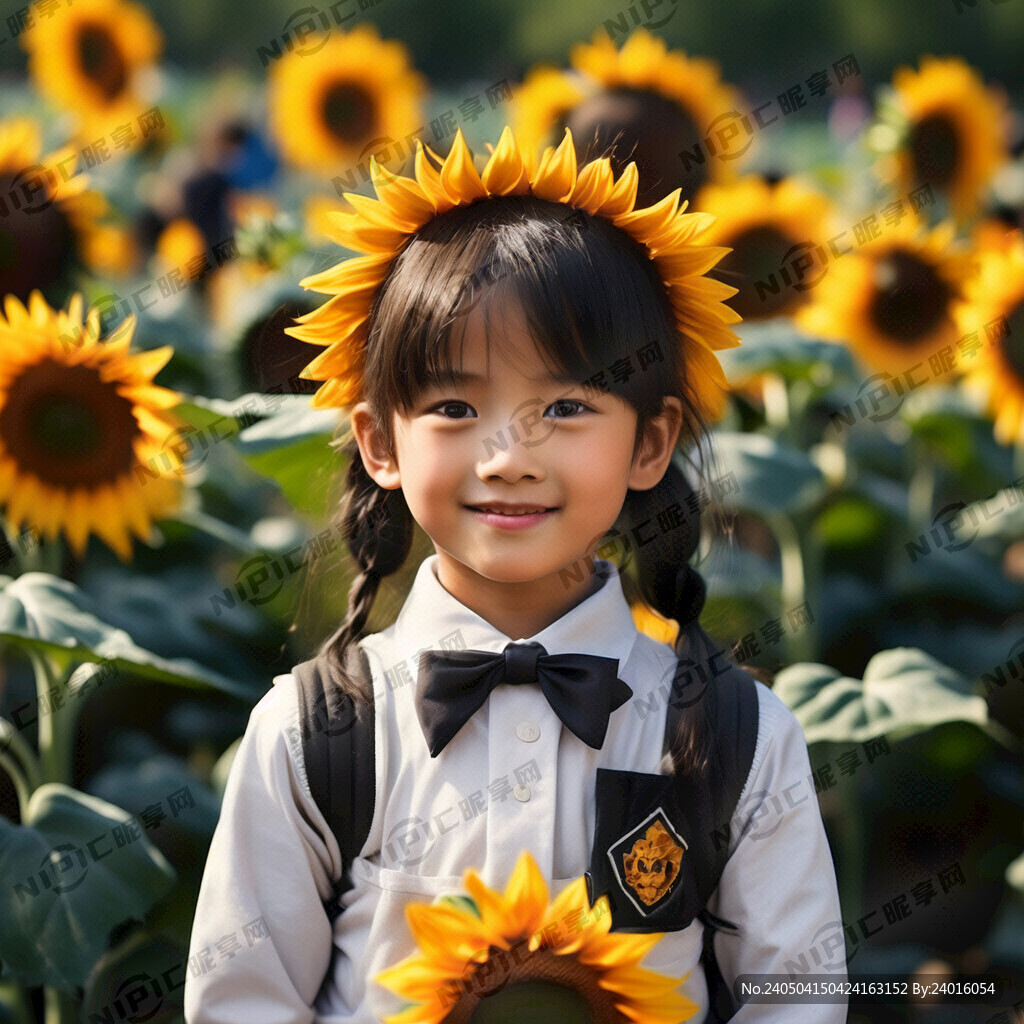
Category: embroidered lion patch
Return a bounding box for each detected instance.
[622,820,685,906]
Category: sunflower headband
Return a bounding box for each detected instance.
[286,126,741,418]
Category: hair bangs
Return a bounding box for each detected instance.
[362,195,691,440]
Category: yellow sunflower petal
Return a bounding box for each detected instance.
[378,852,696,1024]
[440,129,489,205]
[481,126,532,196]
[294,124,738,416]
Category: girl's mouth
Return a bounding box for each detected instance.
[466,504,557,529]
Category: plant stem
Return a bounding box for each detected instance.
[907,446,937,534]
[0,981,35,1024]
[761,373,791,435]
[0,715,43,791]
[43,986,79,1024]
[0,718,42,814]
[0,749,32,814]
[29,652,74,787]
[769,513,818,663]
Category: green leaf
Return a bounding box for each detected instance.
[813,496,887,547]
[82,931,186,1024]
[963,482,1024,542]
[699,547,780,649]
[892,542,1022,613]
[0,785,175,989]
[719,321,858,383]
[235,399,343,518]
[846,471,911,522]
[773,647,990,746]
[712,432,827,516]
[171,397,249,437]
[88,757,220,857]
[88,757,221,950]
[903,387,1015,484]
[436,894,479,918]
[0,572,253,698]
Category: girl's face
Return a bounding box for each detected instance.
[354,299,682,631]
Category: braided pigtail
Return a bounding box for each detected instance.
[619,460,725,778]
[321,435,414,701]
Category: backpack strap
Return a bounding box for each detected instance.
[294,643,376,923]
[663,622,760,1023]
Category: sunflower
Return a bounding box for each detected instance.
[877,57,1008,222]
[0,117,107,304]
[21,0,163,147]
[0,291,184,560]
[286,126,740,421]
[514,29,744,206]
[79,220,139,278]
[631,601,679,646]
[376,850,695,1024]
[797,215,975,373]
[512,67,586,168]
[155,217,207,277]
[955,231,1024,445]
[971,217,1021,256]
[695,176,835,321]
[267,24,425,175]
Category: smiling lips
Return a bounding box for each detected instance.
[467,503,557,529]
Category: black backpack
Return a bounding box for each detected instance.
[294,623,759,1022]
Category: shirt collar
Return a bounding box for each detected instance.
[392,554,640,668]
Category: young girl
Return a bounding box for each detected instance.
[184,127,846,1023]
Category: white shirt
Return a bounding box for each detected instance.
[185,556,847,1023]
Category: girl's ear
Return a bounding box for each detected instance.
[627,396,683,491]
[349,402,402,490]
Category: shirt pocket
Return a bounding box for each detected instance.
[350,855,467,899]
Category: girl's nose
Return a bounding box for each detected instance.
[475,408,549,482]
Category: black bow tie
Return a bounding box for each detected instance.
[414,641,633,757]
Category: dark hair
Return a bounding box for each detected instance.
[315,194,722,766]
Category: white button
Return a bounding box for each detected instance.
[513,783,531,802]
[515,721,540,742]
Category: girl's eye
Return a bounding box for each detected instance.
[546,398,588,418]
[435,401,475,419]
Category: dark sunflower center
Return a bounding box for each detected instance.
[711,225,803,319]
[907,113,960,190]
[0,360,139,488]
[868,249,952,344]
[442,943,628,1024]
[77,23,128,102]
[563,88,706,207]
[320,82,375,144]
[0,174,75,303]
[239,299,322,394]
[1000,301,1024,382]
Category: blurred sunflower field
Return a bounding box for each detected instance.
[0,0,1023,1020]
